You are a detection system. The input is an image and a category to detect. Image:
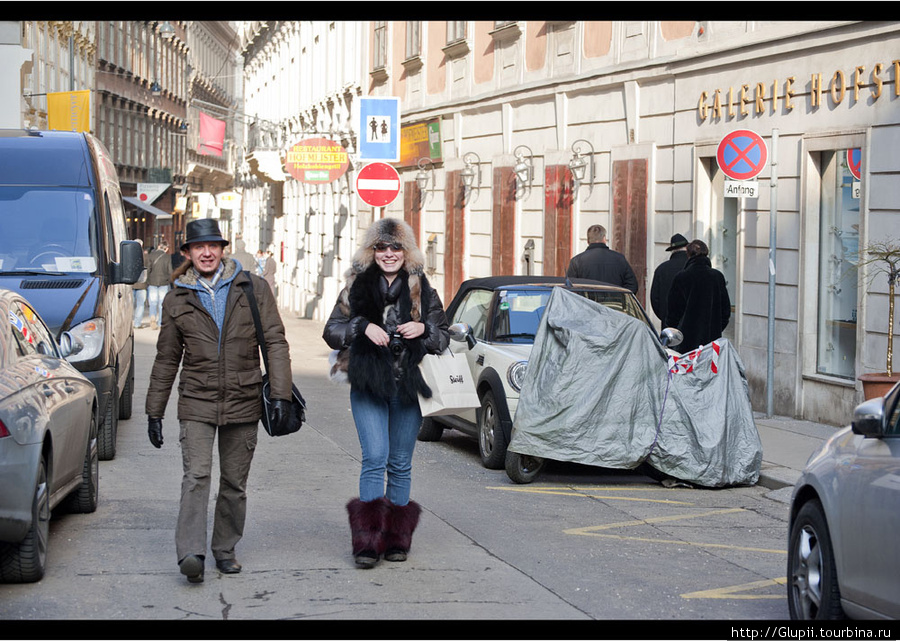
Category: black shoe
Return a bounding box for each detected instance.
[179,554,205,583]
[215,558,242,574]
[353,550,378,569]
[384,548,407,562]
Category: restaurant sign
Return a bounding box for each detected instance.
[398,119,442,169]
[285,137,350,183]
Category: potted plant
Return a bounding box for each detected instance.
[855,239,900,399]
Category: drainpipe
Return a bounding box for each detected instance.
[766,129,779,417]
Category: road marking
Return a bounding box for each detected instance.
[681,577,787,600]
[564,508,786,555]
[487,485,695,505]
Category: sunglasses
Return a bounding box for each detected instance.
[373,242,403,252]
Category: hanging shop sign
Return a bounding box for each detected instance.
[398,119,442,168]
[717,129,768,199]
[285,137,350,184]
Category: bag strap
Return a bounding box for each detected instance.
[239,280,269,375]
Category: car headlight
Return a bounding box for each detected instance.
[508,360,528,392]
[66,318,105,362]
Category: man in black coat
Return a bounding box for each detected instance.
[566,224,638,293]
[650,233,689,328]
[666,239,731,353]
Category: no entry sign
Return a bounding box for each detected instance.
[716,130,768,181]
[356,162,401,207]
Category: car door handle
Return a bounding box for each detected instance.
[42,387,53,397]
[64,385,75,393]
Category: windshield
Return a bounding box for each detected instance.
[492,288,650,342]
[0,186,98,273]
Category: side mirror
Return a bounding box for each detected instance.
[448,322,476,350]
[851,397,887,438]
[58,331,84,358]
[660,327,683,349]
[113,240,145,284]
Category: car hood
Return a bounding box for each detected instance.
[0,275,98,335]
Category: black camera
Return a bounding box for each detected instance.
[389,332,405,356]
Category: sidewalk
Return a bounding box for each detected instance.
[279,314,841,501]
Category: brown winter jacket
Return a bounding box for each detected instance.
[145,258,293,425]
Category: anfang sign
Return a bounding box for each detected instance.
[285,138,350,184]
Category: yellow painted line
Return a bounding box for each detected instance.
[564,508,786,555]
[682,577,788,600]
[487,485,695,505]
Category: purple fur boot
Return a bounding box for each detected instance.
[346,497,389,568]
[383,500,422,562]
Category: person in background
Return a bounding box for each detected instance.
[323,218,449,569]
[146,240,173,330]
[262,247,277,294]
[650,233,689,329]
[666,239,731,353]
[145,218,293,584]
[230,236,257,275]
[255,249,266,277]
[133,239,149,329]
[566,224,638,293]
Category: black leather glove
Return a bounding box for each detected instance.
[269,399,291,430]
[148,417,164,449]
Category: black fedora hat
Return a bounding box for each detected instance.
[181,218,229,251]
[665,233,689,251]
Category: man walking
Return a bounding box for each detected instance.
[566,224,638,293]
[666,239,731,353]
[145,218,294,584]
[649,233,689,328]
[146,240,173,330]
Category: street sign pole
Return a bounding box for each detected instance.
[767,129,779,418]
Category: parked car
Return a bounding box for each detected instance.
[787,384,900,620]
[0,289,99,583]
[0,129,144,461]
[417,276,680,469]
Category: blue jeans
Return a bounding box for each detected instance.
[147,285,168,324]
[350,387,422,506]
[133,288,147,328]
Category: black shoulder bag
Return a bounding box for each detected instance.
[240,280,306,437]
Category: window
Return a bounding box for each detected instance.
[373,21,387,69]
[452,289,493,341]
[447,21,466,44]
[405,21,421,59]
[816,149,860,379]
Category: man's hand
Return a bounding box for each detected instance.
[270,399,291,430]
[148,417,164,448]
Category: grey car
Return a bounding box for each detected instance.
[787,383,900,619]
[0,289,99,583]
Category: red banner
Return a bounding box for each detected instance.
[198,111,226,157]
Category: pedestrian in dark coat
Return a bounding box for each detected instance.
[145,218,293,584]
[650,233,689,328]
[566,224,639,293]
[666,239,731,353]
[323,217,449,569]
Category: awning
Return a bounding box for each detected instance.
[123,196,173,220]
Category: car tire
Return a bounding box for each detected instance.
[99,386,118,461]
[505,451,545,484]
[417,417,444,442]
[0,456,50,583]
[787,499,845,620]
[64,410,99,514]
[118,357,134,420]
[478,389,507,469]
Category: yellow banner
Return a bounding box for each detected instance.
[47,90,91,132]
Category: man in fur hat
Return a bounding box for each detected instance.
[323,218,450,568]
[145,218,294,583]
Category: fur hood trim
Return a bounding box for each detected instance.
[350,218,425,276]
[174,256,240,287]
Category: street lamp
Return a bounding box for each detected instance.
[461,151,481,203]
[568,139,595,200]
[415,157,434,206]
[513,144,534,200]
[159,22,176,39]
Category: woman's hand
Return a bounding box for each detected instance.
[364,323,390,346]
[396,321,425,340]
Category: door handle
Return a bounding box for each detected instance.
[42,387,53,397]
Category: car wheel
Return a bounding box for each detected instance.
[118,357,134,420]
[478,389,507,469]
[417,417,444,442]
[64,410,99,514]
[0,456,50,583]
[99,387,118,461]
[505,451,545,484]
[787,499,845,620]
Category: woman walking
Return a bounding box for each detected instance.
[323,218,449,568]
